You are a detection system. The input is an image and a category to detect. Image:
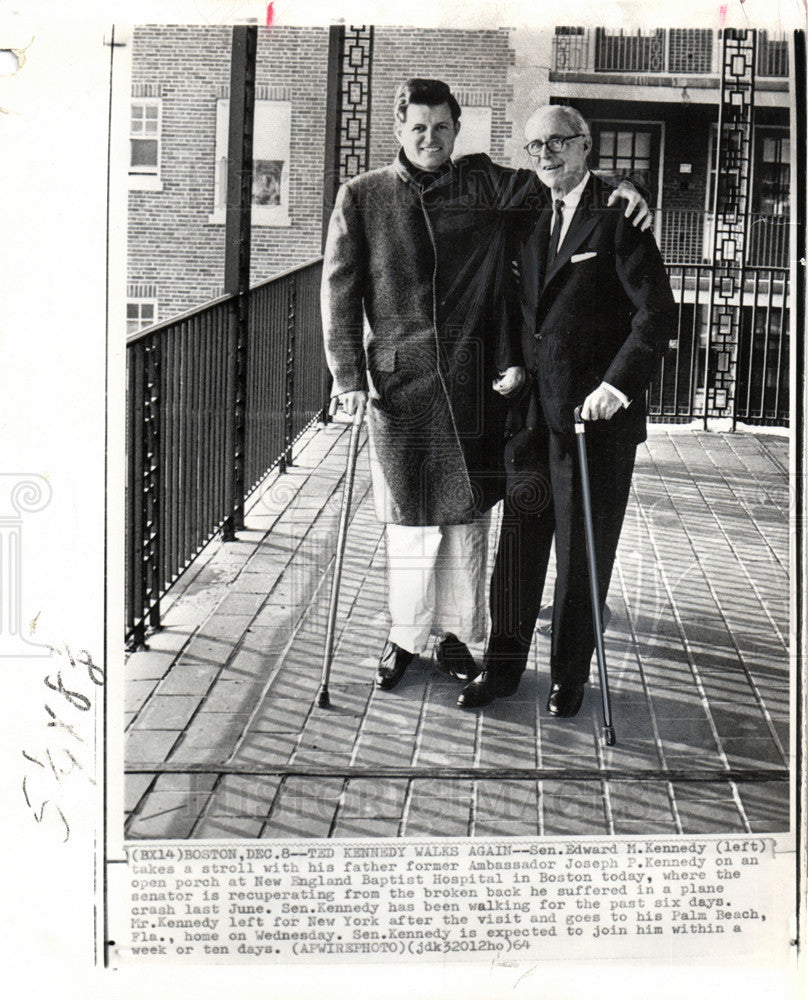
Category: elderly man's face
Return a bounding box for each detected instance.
[395,102,460,172]
[525,108,591,197]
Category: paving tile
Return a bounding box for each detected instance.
[124,650,175,682]
[720,737,788,769]
[338,779,409,818]
[126,787,212,839]
[541,781,609,835]
[331,817,402,837]
[261,777,344,838]
[177,711,252,749]
[135,694,203,730]
[125,729,180,765]
[674,794,748,834]
[125,679,159,714]
[475,780,539,822]
[195,613,254,640]
[195,815,266,839]
[200,679,263,714]
[472,818,539,837]
[124,773,155,812]
[203,775,282,819]
[735,782,790,833]
[153,661,218,697]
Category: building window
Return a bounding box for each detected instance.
[127,300,157,336]
[758,31,789,77]
[589,122,662,203]
[750,128,790,267]
[129,100,162,191]
[210,100,292,226]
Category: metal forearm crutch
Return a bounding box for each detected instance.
[573,406,616,746]
[316,406,364,708]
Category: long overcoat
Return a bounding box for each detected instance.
[321,150,538,525]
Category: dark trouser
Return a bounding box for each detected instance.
[488,421,636,686]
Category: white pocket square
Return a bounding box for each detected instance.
[571,251,597,263]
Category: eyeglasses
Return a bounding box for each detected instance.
[523,134,586,156]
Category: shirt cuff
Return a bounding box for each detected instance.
[601,382,630,408]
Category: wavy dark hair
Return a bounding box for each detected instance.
[393,78,461,125]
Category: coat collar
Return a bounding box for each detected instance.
[393,147,456,193]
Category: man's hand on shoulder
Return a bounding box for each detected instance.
[329,390,367,421]
[608,181,652,231]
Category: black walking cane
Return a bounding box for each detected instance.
[316,405,364,708]
[573,406,616,746]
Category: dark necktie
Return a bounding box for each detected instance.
[547,198,565,261]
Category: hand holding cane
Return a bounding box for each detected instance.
[316,401,364,708]
[573,405,616,746]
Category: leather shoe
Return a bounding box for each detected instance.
[375,641,415,690]
[435,633,479,682]
[546,683,585,718]
[457,667,522,708]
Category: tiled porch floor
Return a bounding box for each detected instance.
[124,421,790,839]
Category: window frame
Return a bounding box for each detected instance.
[126,299,158,337]
[209,98,292,227]
[129,99,163,192]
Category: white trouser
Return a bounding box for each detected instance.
[385,511,491,655]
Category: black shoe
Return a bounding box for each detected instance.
[546,683,585,718]
[457,667,522,708]
[375,641,415,690]
[435,633,479,682]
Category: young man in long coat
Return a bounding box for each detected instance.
[321,80,648,692]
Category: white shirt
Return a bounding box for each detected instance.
[551,170,591,253]
[551,171,629,409]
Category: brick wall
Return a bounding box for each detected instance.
[129,25,328,320]
[128,26,516,323]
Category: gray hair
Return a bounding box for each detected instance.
[525,104,591,140]
[551,105,590,138]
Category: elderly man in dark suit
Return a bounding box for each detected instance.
[459,103,675,716]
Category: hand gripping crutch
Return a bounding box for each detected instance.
[316,407,364,708]
[573,406,616,746]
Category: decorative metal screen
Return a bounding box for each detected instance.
[706,28,756,418]
[339,26,374,182]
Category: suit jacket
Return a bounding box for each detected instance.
[514,172,675,447]
[321,150,536,525]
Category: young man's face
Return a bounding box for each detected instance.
[394,102,460,172]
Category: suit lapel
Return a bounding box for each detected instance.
[542,176,600,289]
[522,205,551,318]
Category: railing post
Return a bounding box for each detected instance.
[280,278,296,472]
[139,336,162,643]
[222,24,256,539]
[705,28,757,431]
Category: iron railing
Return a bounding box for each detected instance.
[126,251,789,642]
[648,264,789,426]
[656,210,789,268]
[552,27,789,77]
[126,258,327,646]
